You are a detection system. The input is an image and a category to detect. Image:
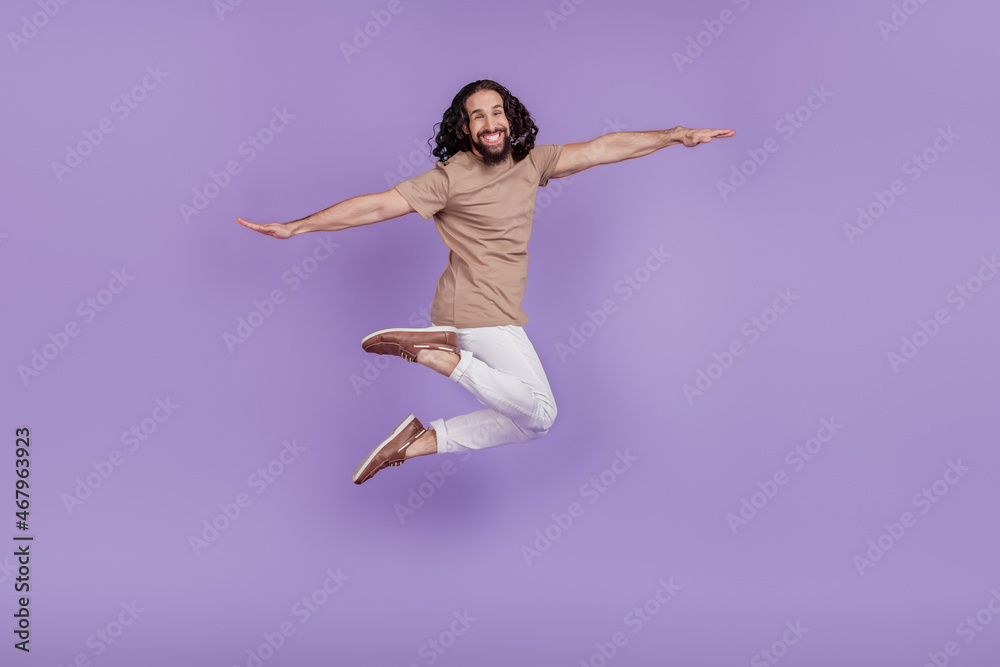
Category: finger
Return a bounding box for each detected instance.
[237,217,265,232]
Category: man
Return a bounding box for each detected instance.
[237,79,734,485]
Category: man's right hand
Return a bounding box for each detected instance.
[236,217,297,239]
[236,189,414,237]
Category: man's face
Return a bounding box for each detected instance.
[464,89,510,165]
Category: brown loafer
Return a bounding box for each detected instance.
[352,414,427,484]
[361,326,458,363]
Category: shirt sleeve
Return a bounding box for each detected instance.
[533,144,564,188]
[394,164,449,221]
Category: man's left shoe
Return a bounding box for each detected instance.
[351,414,427,485]
[361,326,458,362]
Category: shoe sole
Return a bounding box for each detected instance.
[360,326,458,348]
[351,413,418,484]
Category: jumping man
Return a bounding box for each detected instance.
[237,79,734,484]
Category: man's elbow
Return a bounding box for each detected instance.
[373,189,415,222]
[552,139,605,178]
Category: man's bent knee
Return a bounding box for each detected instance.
[526,400,557,437]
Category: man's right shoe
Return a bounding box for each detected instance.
[351,414,427,485]
[361,326,458,363]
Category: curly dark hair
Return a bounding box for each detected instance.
[430,80,539,163]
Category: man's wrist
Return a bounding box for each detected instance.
[666,126,688,146]
[286,219,308,236]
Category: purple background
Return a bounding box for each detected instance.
[3,0,999,665]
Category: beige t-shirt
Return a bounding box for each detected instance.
[394,144,564,328]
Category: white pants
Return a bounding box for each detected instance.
[428,324,557,454]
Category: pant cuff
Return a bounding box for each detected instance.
[429,418,453,454]
[449,349,474,383]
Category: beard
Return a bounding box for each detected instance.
[472,128,512,166]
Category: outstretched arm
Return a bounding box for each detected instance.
[236,188,415,239]
[551,126,735,179]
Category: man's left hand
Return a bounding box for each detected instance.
[678,127,736,147]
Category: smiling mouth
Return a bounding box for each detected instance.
[480,131,504,145]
